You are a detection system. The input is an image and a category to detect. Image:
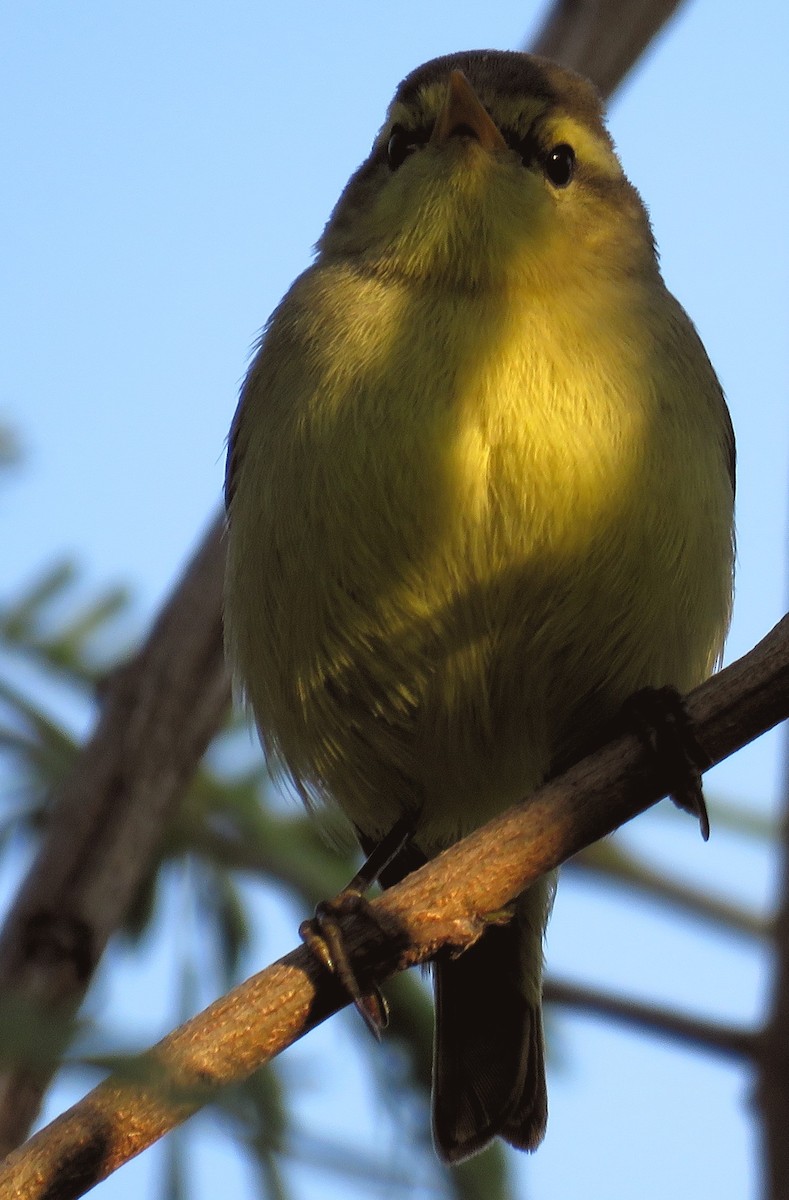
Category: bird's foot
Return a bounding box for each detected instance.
[299,812,416,1039]
[299,891,390,1038]
[624,686,711,840]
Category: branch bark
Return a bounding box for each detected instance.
[0,613,787,1200]
[0,515,231,1154]
[529,0,687,98]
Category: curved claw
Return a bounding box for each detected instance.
[298,815,416,1038]
[300,893,390,1039]
[625,686,711,841]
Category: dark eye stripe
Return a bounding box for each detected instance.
[501,128,577,189]
[501,127,540,166]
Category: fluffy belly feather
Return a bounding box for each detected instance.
[226,270,733,850]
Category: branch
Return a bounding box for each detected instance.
[569,842,768,939]
[544,977,757,1060]
[529,0,688,98]
[187,814,769,941]
[0,515,231,1154]
[0,614,787,1199]
[172,810,355,909]
[757,696,789,1187]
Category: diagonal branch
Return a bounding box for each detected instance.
[529,0,687,98]
[0,613,787,1200]
[0,515,231,1155]
[0,0,694,1155]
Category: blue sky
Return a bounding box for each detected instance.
[1,2,787,1198]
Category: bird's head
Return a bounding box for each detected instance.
[318,50,656,292]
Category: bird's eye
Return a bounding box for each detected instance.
[544,144,575,187]
[387,125,416,171]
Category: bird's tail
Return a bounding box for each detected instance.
[431,892,548,1163]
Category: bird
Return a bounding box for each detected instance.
[223,49,735,1164]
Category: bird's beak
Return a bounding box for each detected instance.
[430,70,507,153]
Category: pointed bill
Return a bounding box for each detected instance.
[430,70,508,152]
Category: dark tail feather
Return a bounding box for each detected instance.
[431,919,547,1164]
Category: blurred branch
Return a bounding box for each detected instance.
[570,841,768,939]
[0,514,230,1155]
[172,807,353,910]
[1,613,787,1198]
[530,0,687,97]
[758,726,789,1187]
[0,561,130,686]
[544,977,756,1060]
[0,427,20,469]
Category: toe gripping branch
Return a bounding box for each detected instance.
[624,685,713,841]
[299,813,417,1039]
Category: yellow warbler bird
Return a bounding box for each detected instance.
[224,50,735,1162]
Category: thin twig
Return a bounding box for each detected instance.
[757,709,789,1188]
[570,843,768,939]
[544,977,757,1060]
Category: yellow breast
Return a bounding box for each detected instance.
[225,260,733,847]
